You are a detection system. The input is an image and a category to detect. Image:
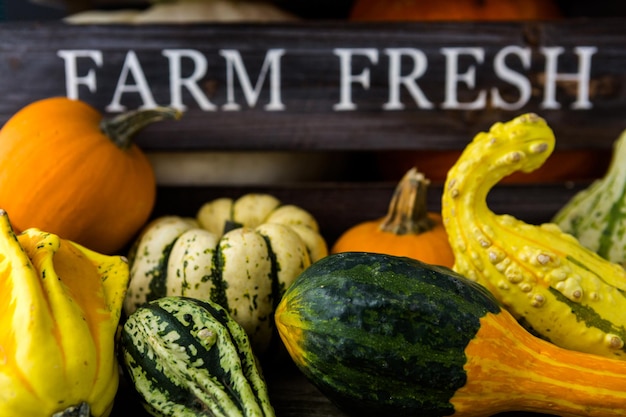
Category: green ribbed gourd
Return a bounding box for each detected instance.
[119,296,275,417]
[552,129,626,266]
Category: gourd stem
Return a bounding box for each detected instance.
[100,107,182,150]
[379,167,434,235]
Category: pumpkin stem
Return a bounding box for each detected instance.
[101,107,182,150]
[379,167,435,235]
[52,402,90,417]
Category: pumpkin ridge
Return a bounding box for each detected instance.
[146,238,178,304]
[210,244,230,311]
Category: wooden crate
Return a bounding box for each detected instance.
[1,19,625,416]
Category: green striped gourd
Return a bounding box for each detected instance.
[275,252,626,416]
[124,193,328,353]
[552,129,626,266]
[441,113,626,360]
[120,296,275,417]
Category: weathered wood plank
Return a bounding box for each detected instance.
[151,181,586,246]
[1,20,624,151]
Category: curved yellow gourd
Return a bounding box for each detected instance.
[442,113,626,360]
[0,210,129,417]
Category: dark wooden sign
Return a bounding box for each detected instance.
[1,20,625,151]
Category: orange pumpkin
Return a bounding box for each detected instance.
[331,167,454,268]
[0,97,181,254]
[349,0,562,21]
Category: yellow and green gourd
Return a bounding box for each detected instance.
[441,113,626,360]
[120,296,275,417]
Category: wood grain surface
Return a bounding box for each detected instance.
[1,20,625,152]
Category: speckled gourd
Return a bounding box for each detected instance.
[552,129,626,266]
[441,113,626,360]
[124,193,328,353]
[120,296,275,417]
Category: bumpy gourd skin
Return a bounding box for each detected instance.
[0,209,129,417]
[442,113,626,360]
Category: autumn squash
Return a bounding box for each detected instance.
[124,193,328,353]
[331,167,454,268]
[441,113,626,361]
[276,252,626,416]
[552,129,626,266]
[349,0,562,21]
[0,209,129,417]
[120,296,276,417]
[0,97,180,254]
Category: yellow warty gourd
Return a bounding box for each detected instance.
[442,113,626,360]
[0,210,129,417]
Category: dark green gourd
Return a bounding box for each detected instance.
[275,252,626,417]
[275,252,498,417]
[120,296,275,417]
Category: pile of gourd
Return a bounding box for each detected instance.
[3,95,626,417]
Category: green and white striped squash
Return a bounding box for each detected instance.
[124,193,328,353]
[120,296,275,417]
[552,129,626,266]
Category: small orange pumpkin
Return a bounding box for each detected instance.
[331,167,454,268]
[0,97,180,254]
[350,0,562,21]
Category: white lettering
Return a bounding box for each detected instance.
[541,46,597,110]
[384,48,433,110]
[162,49,216,111]
[106,50,157,112]
[220,48,285,111]
[491,45,532,110]
[442,47,486,110]
[57,49,103,99]
[333,48,379,111]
